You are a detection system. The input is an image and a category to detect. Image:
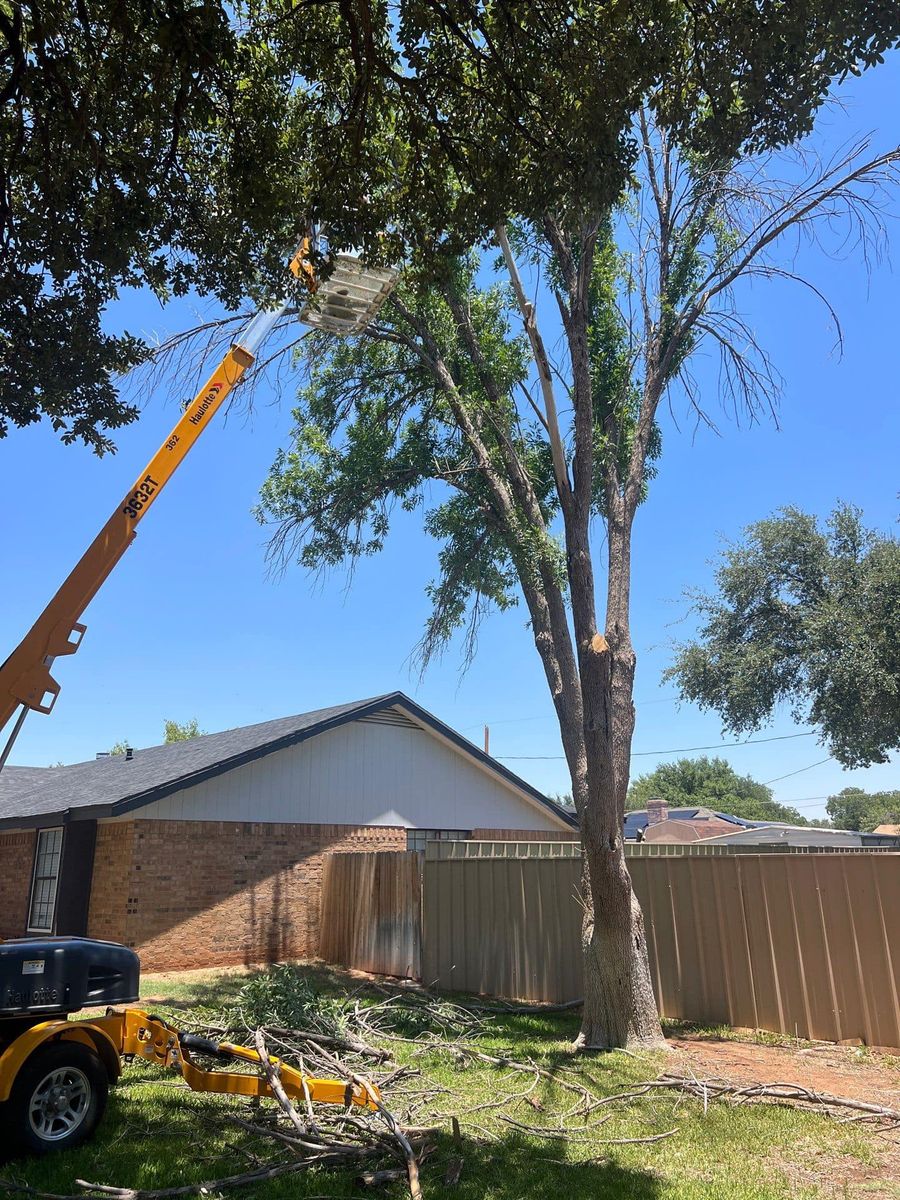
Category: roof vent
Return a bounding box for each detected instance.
[125,747,134,762]
[96,752,110,760]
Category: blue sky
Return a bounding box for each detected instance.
[2,58,898,821]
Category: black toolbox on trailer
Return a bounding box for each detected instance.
[0,937,140,1019]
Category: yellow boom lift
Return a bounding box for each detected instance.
[0,240,398,1153]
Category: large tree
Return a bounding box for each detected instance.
[257,125,899,1047]
[5,1,900,451]
[667,505,900,768]
[826,787,900,831]
[0,0,238,451]
[628,757,810,825]
[8,0,900,1050]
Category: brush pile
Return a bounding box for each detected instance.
[4,967,895,1200]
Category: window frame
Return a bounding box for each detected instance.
[27,826,64,935]
[406,828,470,854]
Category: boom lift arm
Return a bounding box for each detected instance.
[0,241,397,767]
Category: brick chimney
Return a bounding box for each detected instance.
[646,797,669,826]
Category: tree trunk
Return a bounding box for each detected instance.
[576,844,663,1050]
[567,495,663,1050]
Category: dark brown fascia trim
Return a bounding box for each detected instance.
[0,809,107,832]
[0,691,576,831]
[0,695,401,831]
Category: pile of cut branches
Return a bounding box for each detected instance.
[5,967,896,1200]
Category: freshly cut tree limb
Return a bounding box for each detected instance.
[0,1170,338,1200]
[495,222,571,506]
[352,1072,424,1200]
[311,1043,425,1200]
[174,1018,388,1061]
[253,1028,310,1140]
[593,1128,678,1146]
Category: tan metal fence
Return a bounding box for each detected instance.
[426,839,581,860]
[427,839,899,859]
[422,855,583,1002]
[319,851,422,979]
[423,849,900,1047]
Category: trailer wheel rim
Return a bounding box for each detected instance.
[28,1066,92,1141]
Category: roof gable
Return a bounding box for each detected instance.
[0,693,574,830]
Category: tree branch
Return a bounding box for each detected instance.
[495,223,572,509]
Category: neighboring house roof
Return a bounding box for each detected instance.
[873,824,900,836]
[704,824,900,848]
[642,814,745,844]
[623,807,763,840]
[0,692,575,831]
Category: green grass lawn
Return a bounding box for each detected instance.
[1,964,892,1200]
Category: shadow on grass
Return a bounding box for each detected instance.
[2,1092,664,1200]
[426,1130,663,1200]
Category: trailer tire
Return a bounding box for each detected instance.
[6,1042,108,1154]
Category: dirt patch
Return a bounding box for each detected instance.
[765,1137,900,1198]
[670,1033,900,1195]
[669,1033,900,1109]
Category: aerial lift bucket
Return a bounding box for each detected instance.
[298,253,399,335]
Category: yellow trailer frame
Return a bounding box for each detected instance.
[0,1007,377,1109]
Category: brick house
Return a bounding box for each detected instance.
[0,693,575,970]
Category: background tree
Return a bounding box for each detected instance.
[108,717,203,754]
[257,121,898,1047]
[628,757,810,825]
[826,787,900,831]
[667,505,900,769]
[164,717,205,743]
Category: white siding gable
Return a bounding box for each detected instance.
[138,710,566,832]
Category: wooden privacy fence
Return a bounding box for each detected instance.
[319,851,421,979]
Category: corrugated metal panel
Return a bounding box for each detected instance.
[427,839,581,860]
[423,856,583,1002]
[422,852,900,1046]
[140,718,565,832]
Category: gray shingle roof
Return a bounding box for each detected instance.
[0,692,575,830]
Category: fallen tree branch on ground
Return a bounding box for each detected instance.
[644,1074,900,1125]
[0,1170,339,1200]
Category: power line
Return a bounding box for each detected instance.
[461,694,680,732]
[495,729,817,761]
[632,731,816,757]
[763,757,832,784]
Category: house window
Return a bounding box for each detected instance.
[27,827,64,933]
[406,829,469,854]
